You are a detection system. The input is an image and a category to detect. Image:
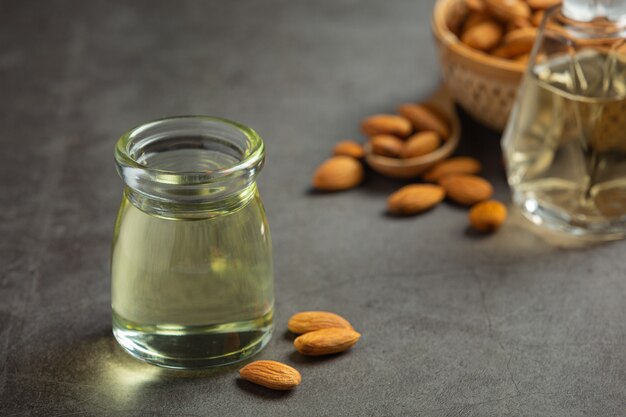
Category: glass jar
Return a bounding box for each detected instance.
[502,0,626,239]
[111,116,274,368]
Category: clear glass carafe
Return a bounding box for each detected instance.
[502,0,626,239]
[111,116,274,368]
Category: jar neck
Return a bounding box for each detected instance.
[125,182,258,219]
[115,116,265,216]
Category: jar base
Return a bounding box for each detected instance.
[112,312,273,369]
[517,195,626,241]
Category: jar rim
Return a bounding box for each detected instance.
[114,115,264,186]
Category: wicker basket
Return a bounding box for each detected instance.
[432,0,526,131]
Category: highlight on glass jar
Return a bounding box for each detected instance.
[502,0,626,239]
[111,116,274,368]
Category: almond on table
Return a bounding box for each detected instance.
[439,174,494,205]
[333,140,365,159]
[387,184,446,215]
[288,311,353,334]
[469,200,508,231]
[312,156,364,191]
[294,327,361,356]
[239,361,302,390]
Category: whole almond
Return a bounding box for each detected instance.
[422,157,482,182]
[492,27,538,59]
[469,200,508,232]
[439,174,493,205]
[361,114,412,138]
[294,327,361,356]
[370,134,404,158]
[288,311,352,334]
[507,17,532,31]
[527,0,560,9]
[312,156,364,191]
[239,360,302,390]
[387,184,446,215]
[333,140,365,159]
[484,0,530,21]
[401,131,441,158]
[461,19,503,51]
[398,104,450,139]
[464,12,491,32]
[464,0,486,12]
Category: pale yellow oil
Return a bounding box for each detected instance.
[111,187,274,368]
[504,50,626,236]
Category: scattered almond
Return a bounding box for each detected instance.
[333,140,365,159]
[239,360,302,390]
[288,311,352,334]
[469,200,508,232]
[401,131,441,158]
[312,156,364,191]
[422,157,482,182]
[461,19,503,51]
[439,174,493,205]
[370,134,404,158]
[398,104,450,139]
[294,327,361,356]
[361,114,412,138]
[387,184,446,215]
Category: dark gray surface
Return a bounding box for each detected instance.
[1,1,625,416]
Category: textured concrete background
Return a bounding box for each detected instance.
[1,1,625,416]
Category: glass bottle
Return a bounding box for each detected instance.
[502,0,626,239]
[111,116,274,368]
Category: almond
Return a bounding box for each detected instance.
[370,134,404,158]
[398,104,450,139]
[401,131,441,158]
[361,114,412,138]
[461,19,503,51]
[333,140,365,159]
[288,311,352,334]
[506,17,532,31]
[312,156,364,191]
[464,0,486,12]
[387,184,445,215]
[294,327,361,356]
[484,0,530,21]
[527,0,559,10]
[439,174,493,205]
[422,157,482,182]
[464,12,491,32]
[492,27,538,58]
[469,200,508,232]
[239,360,302,390]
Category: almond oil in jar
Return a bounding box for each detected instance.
[111,117,274,368]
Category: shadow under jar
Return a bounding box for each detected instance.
[111,116,274,369]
